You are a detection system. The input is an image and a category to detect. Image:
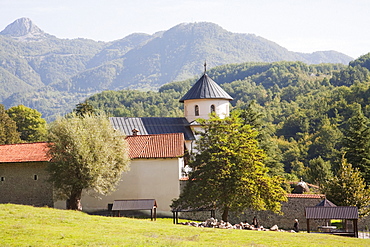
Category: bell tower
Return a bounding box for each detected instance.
[179,62,233,123]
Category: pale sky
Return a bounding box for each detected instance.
[0,0,369,59]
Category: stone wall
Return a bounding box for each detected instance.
[0,162,53,207]
[358,215,370,230]
[179,196,323,231]
[228,197,323,231]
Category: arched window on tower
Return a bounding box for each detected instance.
[195,105,199,116]
[210,104,215,113]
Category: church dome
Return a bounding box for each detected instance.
[179,66,233,103]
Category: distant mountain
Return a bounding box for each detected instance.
[0,17,54,41]
[0,18,354,120]
[71,22,353,91]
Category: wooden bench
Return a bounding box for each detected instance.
[111,199,157,221]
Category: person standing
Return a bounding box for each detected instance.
[293,219,299,232]
[252,216,259,228]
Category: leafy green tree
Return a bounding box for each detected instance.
[278,133,311,175]
[239,100,264,129]
[47,113,130,210]
[74,101,96,117]
[0,104,21,144]
[6,105,47,142]
[342,104,370,183]
[276,111,309,141]
[276,137,300,173]
[171,113,287,222]
[238,101,284,176]
[307,116,343,163]
[305,156,333,186]
[322,156,370,217]
[290,160,307,180]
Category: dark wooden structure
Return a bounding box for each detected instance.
[305,206,359,237]
[172,208,215,224]
[112,199,157,221]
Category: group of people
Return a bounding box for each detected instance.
[250,216,299,232]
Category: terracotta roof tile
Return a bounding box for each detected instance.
[0,134,185,163]
[0,142,51,163]
[126,133,184,159]
[287,194,325,199]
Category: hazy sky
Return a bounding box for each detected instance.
[0,0,369,59]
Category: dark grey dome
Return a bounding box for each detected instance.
[179,73,233,103]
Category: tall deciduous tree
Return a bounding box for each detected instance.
[342,104,370,184]
[47,114,130,210]
[322,156,370,217]
[74,101,96,117]
[305,156,333,186]
[0,104,21,144]
[6,105,47,142]
[239,101,284,176]
[307,116,343,164]
[171,113,287,222]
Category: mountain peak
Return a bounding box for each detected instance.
[0,17,51,41]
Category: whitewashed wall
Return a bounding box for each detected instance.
[57,158,185,213]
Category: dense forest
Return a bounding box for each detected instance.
[83,53,370,187]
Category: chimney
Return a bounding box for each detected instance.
[132,128,139,136]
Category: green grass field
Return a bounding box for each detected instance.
[0,204,369,246]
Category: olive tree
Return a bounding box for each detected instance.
[47,114,130,210]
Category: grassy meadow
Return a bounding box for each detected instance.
[0,204,369,246]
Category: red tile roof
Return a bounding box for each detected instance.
[0,134,185,163]
[126,133,184,159]
[287,194,325,199]
[0,142,51,163]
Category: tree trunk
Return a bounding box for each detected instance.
[222,206,229,222]
[67,189,83,210]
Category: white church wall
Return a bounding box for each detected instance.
[75,157,183,213]
[184,99,230,122]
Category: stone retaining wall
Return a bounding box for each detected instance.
[179,196,323,231]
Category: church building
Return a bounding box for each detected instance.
[78,64,233,213]
[110,64,233,152]
[0,65,233,214]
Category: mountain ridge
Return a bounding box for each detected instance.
[0,18,355,120]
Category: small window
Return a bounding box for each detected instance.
[34,175,38,181]
[210,104,215,113]
[0,177,4,182]
[195,105,199,116]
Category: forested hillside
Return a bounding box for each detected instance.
[85,53,370,184]
[0,18,353,120]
